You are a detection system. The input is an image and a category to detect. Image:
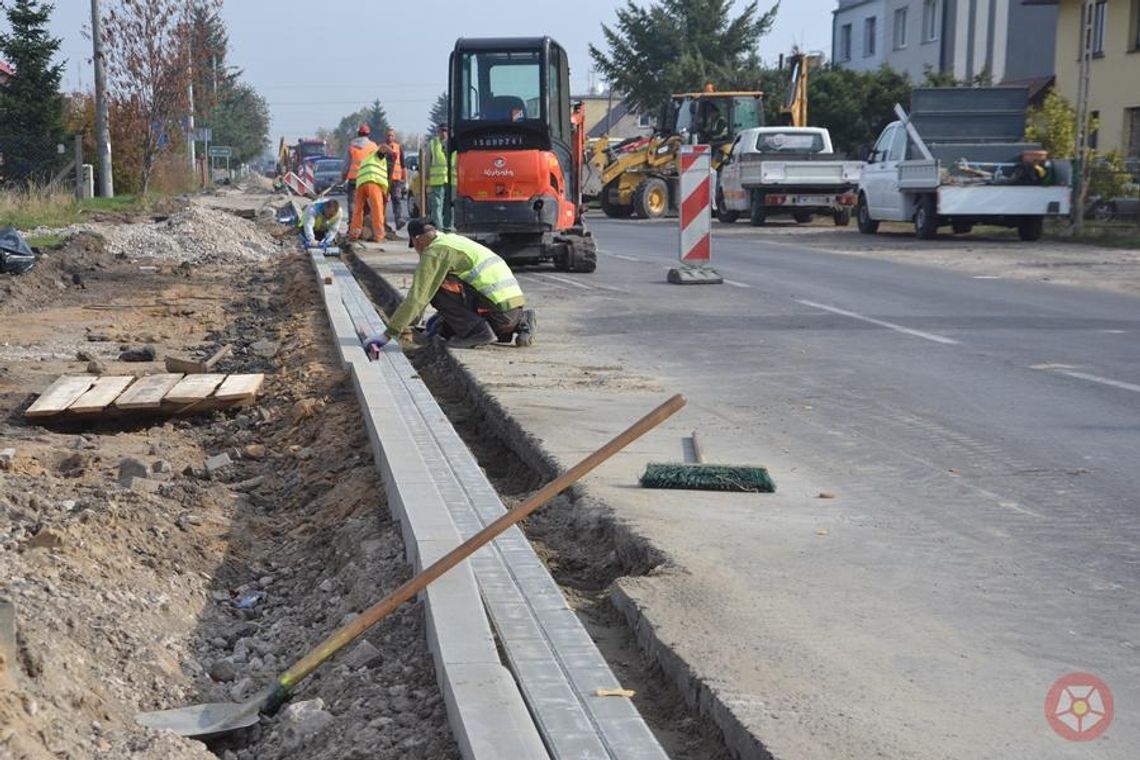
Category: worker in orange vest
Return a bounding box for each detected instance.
[384,128,407,231]
[341,125,384,224]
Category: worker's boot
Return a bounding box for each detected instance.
[447,322,496,349]
[514,309,536,347]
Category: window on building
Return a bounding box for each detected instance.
[638,112,652,128]
[1127,108,1140,158]
[1090,110,1100,150]
[894,8,908,49]
[1133,0,1140,50]
[923,0,940,42]
[864,16,877,57]
[1093,0,1107,55]
[840,23,853,61]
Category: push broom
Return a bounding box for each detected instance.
[640,431,775,493]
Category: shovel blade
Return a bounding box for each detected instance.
[135,698,262,739]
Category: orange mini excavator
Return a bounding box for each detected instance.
[445,37,597,272]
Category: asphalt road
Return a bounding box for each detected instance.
[500,218,1140,758]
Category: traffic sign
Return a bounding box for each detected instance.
[208,146,232,158]
[192,127,213,142]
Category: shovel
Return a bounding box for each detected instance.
[136,393,686,738]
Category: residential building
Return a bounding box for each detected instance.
[1042,0,1140,156]
[574,93,653,140]
[832,0,887,71]
[834,1,1058,83]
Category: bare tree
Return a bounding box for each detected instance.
[102,0,217,193]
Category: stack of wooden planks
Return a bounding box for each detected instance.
[25,372,265,420]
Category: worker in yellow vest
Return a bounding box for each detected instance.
[427,124,454,231]
[349,146,388,242]
[341,125,382,224]
[384,128,407,230]
[363,219,536,352]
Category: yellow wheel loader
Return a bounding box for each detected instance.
[591,88,763,219]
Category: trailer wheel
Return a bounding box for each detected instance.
[749,190,767,226]
[632,177,669,219]
[856,193,878,234]
[833,208,852,227]
[600,180,634,218]
[792,211,814,224]
[914,194,938,240]
[1017,216,1044,242]
[715,188,739,223]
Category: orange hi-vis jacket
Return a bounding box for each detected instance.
[387,140,404,182]
[346,137,379,181]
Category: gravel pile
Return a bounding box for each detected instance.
[70,206,281,265]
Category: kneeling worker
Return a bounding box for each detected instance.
[299,198,342,248]
[364,219,535,355]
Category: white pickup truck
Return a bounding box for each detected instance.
[856,89,1072,241]
[715,127,863,226]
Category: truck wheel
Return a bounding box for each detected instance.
[716,188,739,223]
[856,193,878,234]
[600,180,634,218]
[632,177,669,219]
[914,194,938,240]
[749,190,767,226]
[1017,216,1044,242]
[792,211,814,224]
[833,208,852,227]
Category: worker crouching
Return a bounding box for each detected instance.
[363,219,536,355]
[298,198,342,248]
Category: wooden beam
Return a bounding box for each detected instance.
[115,374,183,409]
[69,376,135,414]
[213,373,265,401]
[163,373,226,404]
[26,376,97,417]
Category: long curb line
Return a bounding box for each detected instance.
[307,250,550,760]
[351,253,777,760]
[327,255,669,760]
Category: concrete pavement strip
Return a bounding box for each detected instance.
[309,250,667,759]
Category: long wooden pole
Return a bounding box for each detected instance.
[269,393,686,702]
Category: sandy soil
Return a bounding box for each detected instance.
[0,210,455,759]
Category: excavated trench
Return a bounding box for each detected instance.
[347,252,735,760]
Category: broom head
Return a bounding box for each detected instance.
[639,463,775,493]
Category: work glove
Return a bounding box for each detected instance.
[363,332,390,359]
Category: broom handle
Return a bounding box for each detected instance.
[274,393,687,696]
[690,431,705,464]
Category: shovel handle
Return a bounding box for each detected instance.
[269,393,686,704]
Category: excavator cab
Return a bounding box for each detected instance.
[446,37,596,272]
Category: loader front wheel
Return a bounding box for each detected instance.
[633,177,669,219]
[600,180,634,218]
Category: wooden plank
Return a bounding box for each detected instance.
[69,376,136,414]
[26,376,96,417]
[114,374,183,410]
[165,356,208,374]
[203,344,233,370]
[164,373,226,404]
[213,373,265,401]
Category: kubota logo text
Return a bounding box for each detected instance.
[1045,672,1113,742]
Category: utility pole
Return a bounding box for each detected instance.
[90,0,113,197]
[1072,0,1094,233]
[187,57,196,172]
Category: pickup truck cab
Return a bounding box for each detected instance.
[716,126,862,226]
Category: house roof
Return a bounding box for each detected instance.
[0,61,13,77]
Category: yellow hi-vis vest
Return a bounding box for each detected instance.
[437,233,524,309]
[356,150,389,190]
[428,136,449,186]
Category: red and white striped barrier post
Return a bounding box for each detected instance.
[669,145,723,285]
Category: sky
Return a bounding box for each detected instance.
[39,0,833,149]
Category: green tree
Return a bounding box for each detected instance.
[427,91,447,134]
[211,82,269,163]
[803,65,912,156]
[921,65,992,87]
[589,0,778,115]
[0,0,66,183]
[365,99,390,137]
[1025,89,1078,158]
